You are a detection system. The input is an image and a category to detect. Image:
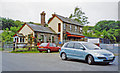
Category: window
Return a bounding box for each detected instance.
[20,38,22,42]
[64,23,66,30]
[49,43,53,47]
[51,36,54,43]
[15,38,16,42]
[70,25,72,31]
[58,23,61,32]
[41,35,44,42]
[74,43,84,50]
[53,44,56,47]
[80,27,82,33]
[23,38,24,42]
[66,43,74,48]
[40,43,48,47]
[75,26,77,31]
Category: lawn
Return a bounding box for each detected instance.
[10,50,59,53]
[0,48,4,51]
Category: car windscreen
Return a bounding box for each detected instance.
[40,43,48,47]
[82,43,101,50]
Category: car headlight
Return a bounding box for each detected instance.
[94,53,104,57]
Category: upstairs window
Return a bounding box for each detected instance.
[80,27,82,33]
[63,23,66,30]
[58,23,61,32]
[70,25,72,31]
[75,26,77,31]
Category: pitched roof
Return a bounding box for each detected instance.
[53,14,83,26]
[27,24,55,34]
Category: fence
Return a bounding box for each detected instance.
[100,44,119,54]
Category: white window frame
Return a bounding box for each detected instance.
[80,27,82,32]
[64,23,66,30]
[75,26,77,31]
[70,25,72,31]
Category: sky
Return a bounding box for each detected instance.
[0,0,119,26]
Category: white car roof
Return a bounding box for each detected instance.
[67,41,88,43]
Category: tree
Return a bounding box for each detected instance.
[69,7,89,25]
[93,20,120,43]
[82,26,93,37]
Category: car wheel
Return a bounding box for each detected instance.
[88,55,94,65]
[61,53,67,60]
[47,49,51,53]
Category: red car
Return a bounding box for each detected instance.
[38,43,60,53]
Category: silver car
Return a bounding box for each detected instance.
[60,41,115,65]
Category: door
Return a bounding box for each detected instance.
[65,43,75,58]
[74,43,86,60]
[49,43,54,51]
[52,43,58,51]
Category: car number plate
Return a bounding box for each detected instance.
[41,47,43,48]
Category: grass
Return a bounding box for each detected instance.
[11,50,40,53]
[0,48,4,51]
[10,50,59,53]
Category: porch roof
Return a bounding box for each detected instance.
[66,31,85,38]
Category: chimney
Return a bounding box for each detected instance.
[40,11,46,26]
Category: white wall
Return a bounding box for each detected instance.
[19,24,34,43]
[48,16,63,33]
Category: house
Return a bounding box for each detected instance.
[13,23,58,45]
[13,11,58,46]
[13,11,85,46]
[48,14,85,43]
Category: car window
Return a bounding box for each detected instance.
[49,43,53,47]
[40,43,48,47]
[64,43,68,48]
[53,44,56,47]
[82,43,101,50]
[74,43,84,50]
[66,43,74,48]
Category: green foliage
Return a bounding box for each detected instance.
[83,20,120,43]
[1,17,23,42]
[93,20,120,43]
[69,6,89,25]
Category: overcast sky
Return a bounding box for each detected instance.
[0,0,119,26]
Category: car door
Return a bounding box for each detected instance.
[65,43,75,58]
[49,43,54,51]
[52,43,58,51]
[74,43,86,60]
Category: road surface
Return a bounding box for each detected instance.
[2,52,118,71]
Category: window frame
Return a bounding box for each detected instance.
[75,26,77,32]
[70,25,72,31]
[65,43,74,48]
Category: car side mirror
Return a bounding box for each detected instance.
[83,48,86,50]
[80,47,85,50]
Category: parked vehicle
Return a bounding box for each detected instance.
[38,43,60,53]
[60,41,115,65]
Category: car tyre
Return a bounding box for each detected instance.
[47,49,51,53]
[61,53,67,60]
[88,55,94,65]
